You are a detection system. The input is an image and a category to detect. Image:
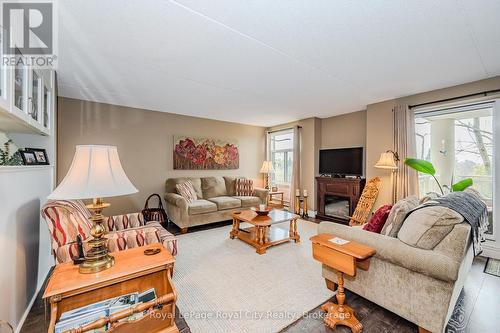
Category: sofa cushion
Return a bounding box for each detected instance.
[207,196,241,210]
[188,199,218,215]
[166,177,202,199]
[397,206,464,250]
[363,204,392,233]
[233,196,260,207]
[224,176,238,196]
[201,177,227,198]
[382,196,419,237]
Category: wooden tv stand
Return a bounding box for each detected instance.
[316,177,366,224]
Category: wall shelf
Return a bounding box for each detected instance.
[0,165,53,173]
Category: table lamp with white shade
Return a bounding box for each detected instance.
[260,161,274,189]
[48,145,138,273]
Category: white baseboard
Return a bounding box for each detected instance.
[482,243,500,260]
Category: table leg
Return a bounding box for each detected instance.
[321,271,362,333]
[48,296,59,333]
[293,218,300,243]
[230,218,239,239]
[255,226,267,254]
[289,220,293,238]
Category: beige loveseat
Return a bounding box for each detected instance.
[318,221,473,333]
[165,176,269,233]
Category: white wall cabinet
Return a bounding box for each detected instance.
[0,61,54,136]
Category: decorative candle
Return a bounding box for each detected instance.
[295,189,300,197]
[303,189,308,197]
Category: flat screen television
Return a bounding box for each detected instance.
[319,147,364,176]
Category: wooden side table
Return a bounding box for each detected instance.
[43,244,178,333]
[310,233,376,333]
[267,191,284,208]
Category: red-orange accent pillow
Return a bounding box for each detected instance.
[363,204,393,233]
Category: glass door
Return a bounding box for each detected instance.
[415,102,495,239]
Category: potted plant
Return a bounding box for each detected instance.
[404,158,473,195]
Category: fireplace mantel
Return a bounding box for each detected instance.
[316,177,366,224]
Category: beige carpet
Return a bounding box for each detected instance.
[172,220,331,333]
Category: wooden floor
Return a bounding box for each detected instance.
[21,219,500,333]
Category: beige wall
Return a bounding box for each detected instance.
[367,76,500,207]
[321,110,366,149]
[57,97,266,215]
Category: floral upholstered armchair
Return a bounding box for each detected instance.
[42,200,177,264]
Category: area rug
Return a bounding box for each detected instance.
[172,220,331,333]
[484,257,500,277]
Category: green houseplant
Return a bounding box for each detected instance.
[404,158,473,195]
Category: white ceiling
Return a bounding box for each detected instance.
[57,0,500,126]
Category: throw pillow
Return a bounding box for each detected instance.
[235,178,253,196]
[176,181,197,203]
[381,196,419,237]
[363,204,393,233]
[397,206,464,250]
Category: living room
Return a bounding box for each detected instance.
[1,1,500,333]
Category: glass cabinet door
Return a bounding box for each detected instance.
[0,31,4,101]
[30,71,40,121]
[43,82,50,128]
[14,62,26,113]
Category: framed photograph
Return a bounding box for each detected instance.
[24,148,50,165]
[20,150,38,165]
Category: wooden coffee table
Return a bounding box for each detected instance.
[230,209,300,254]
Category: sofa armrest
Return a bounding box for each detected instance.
[318,222,462,282]
[164,193,188,210]
[253,188,269,204]
[164,193,190,229]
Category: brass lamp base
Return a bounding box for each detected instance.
[79,198,114,274]
[79,253,115,273]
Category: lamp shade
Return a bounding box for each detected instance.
[260,161,274,174]
[374,152,398,170]
[48,145,138,200]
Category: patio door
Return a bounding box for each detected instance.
[414,100,499,248]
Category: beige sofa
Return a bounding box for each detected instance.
[318,221,473,333]
[165,176,269,233]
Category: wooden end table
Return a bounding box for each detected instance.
[43,244,178,333]
[230,209,300,254]
[267,191,284,208]
[310,233,376,333]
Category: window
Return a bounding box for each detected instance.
[269,129,294,185]
[415,102,495,237]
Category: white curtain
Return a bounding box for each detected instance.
[393,105,419,202]
[289,126,301,212]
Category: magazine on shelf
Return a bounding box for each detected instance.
[55,289,157,331]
